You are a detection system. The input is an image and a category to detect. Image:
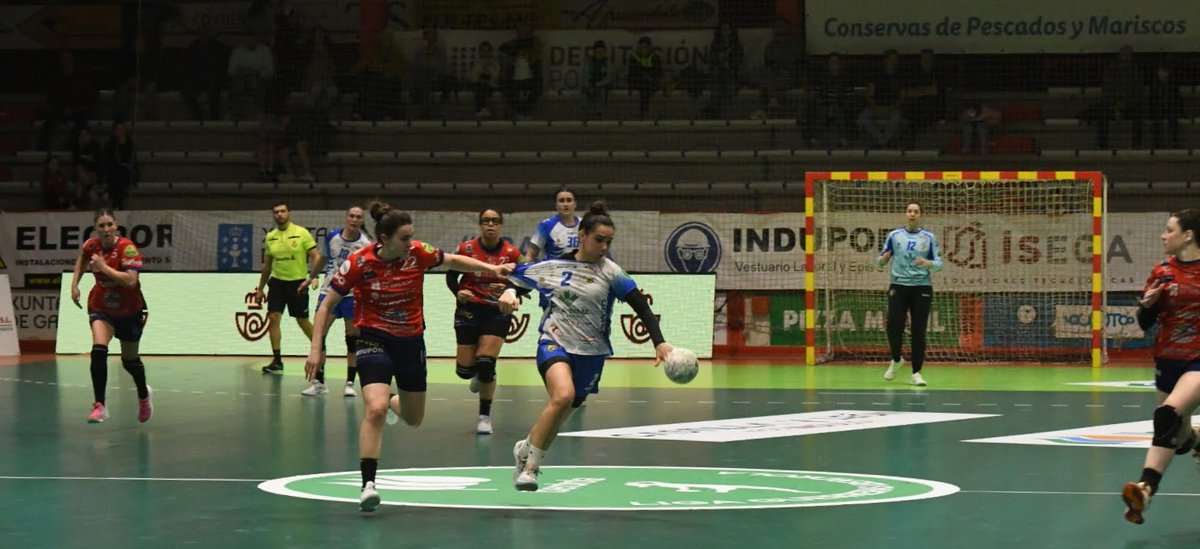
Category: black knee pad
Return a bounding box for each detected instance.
[121,357,144,375]
[476,356,497,383]
[90,344,108,370]
[345,335,357,353]
[571,395,587,408]
[455,363,476,380]
[1152,405,1184,449]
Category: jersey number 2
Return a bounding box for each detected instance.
[560,271,573,286]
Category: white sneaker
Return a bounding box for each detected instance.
[343,381,356,397]
[301,381,327,396]
[884,360,902,381]
[512,439,530,481]
[514,468,540,492]
[476,415,493,435]
[359,481,381,512]
[911,372,927,386]
[469,375,481,394]
[386,394,399,425]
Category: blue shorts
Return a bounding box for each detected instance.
[536,341,606,403]
[355,329,427,392]
[1154,358,1200,394]
[88,311,145,343]
[318,293,355,319]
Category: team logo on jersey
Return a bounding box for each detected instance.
[235,292,269,341]
[620,291,658,344]
[665,222,721,274]
[506,314,531,343]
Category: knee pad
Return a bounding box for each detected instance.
[345,335,357,353]
[476,356,497,383]
[90,344,108,369]
[121,357,144,374]
[1152,405,1184,449]
[571,395,587,408]
[455,363,476,380]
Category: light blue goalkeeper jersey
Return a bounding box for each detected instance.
[879,227,943,286]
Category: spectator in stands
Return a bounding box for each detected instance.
[276,108,334,183]
[627,36,663,119]
[411,29,451,119]
[115,0,181,122]
[37,50,97,151]
[904,49,946,138]
[753,18,803,120]
[857,49,906,149]
[703,21,743,119]
[271,6,307,97]
[581,40,614,119]
[807,52,853,149]
[257,102,287,182]
[500,27,544,119]
[71,126,102,207]
[303,27,339,114]
[1095,45,1145,149]
[182,26,230,121]
[228,35,275,119]
[101,121,137,210]
[1146,61,1183,150]
[41,156,70,210]
[958,103,1002,154]
[469,41,501,118]
[352,31,407,120]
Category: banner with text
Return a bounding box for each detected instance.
[815,212,1163,293]
[805,0,1200,54]
[659,213,806,290]
[557,0,720,29]
[56,273,714,358]
[0,211,175,291]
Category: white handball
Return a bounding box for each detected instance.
[663,347,699,384]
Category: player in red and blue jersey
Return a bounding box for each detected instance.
[304,201,513,512]
[69,209,152,424]
[1122,208,1200,524]
[446,208,522,434]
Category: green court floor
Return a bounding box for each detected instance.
[0,355,1194,549]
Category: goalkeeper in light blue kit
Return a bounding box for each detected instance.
[878,201,942,386]
[498,200,673,492]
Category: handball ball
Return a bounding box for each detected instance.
[663,347,699,384]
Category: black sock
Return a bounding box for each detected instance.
[347,367,357,383]
[361,458,379,487]
[315,368,325,384]
[480,399,493,416]
[1141,468,1163,494]
[121,358,149,399]
[90,344,108,404]
[272,349,282,362]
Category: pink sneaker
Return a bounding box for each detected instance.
[137,387,153,423]
[87,402,109,423]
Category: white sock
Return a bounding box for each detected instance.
[527,445,547,469]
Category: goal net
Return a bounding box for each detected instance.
[805,171,1105,366]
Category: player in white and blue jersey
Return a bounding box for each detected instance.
[499,200,674,492]
[877,201,943,386]
[524,186,581,262]
[307,205,372,397]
